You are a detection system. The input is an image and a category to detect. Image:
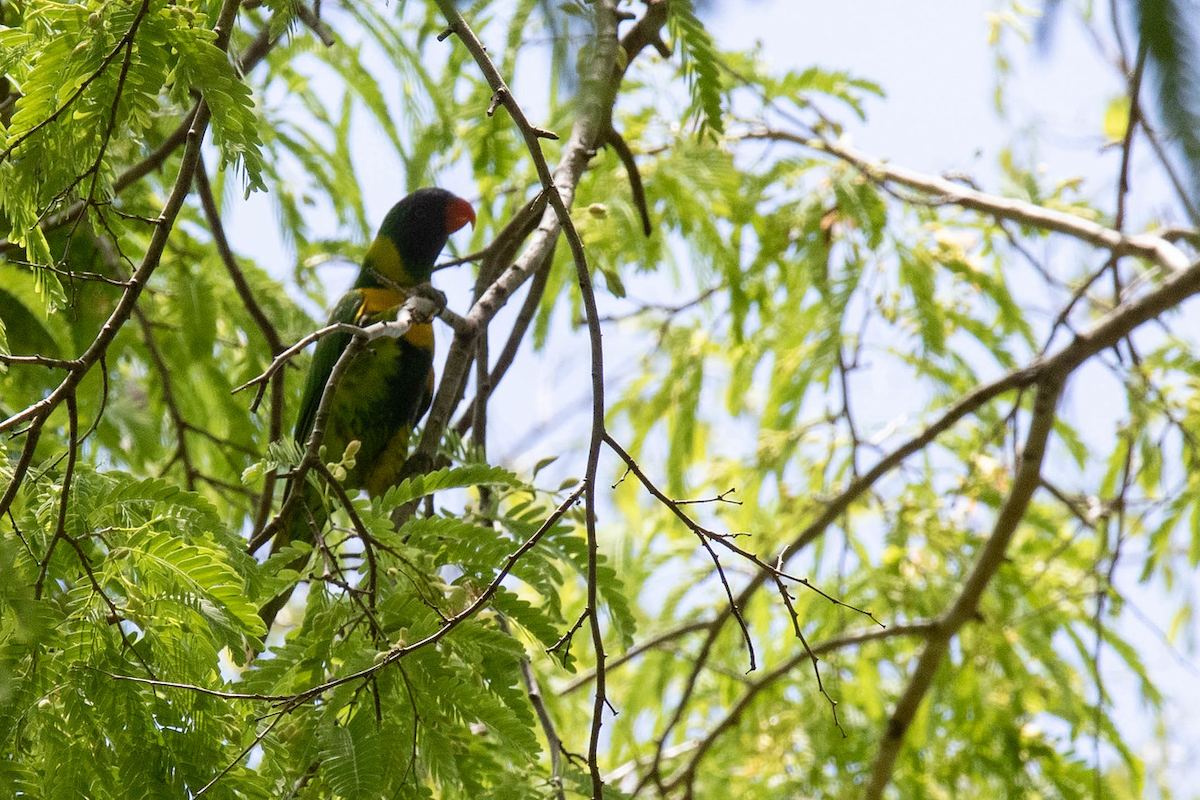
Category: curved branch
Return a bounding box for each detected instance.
[194,153,286,538]
[428,5,626,793]
[748,129,1192,273]
[863,377,1063,799]
[664,622,937,794]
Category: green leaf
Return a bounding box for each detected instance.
[114,527,266,640]
[381,464,521,508]
[320,711,384,798]
[1103,94,1132,142]
[1137,0,1200,215]
[668,0,726,139]
[166,24,265,192]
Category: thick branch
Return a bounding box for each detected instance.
[863,378,1062,799]
[429,6,624,794]
[415,1,622,468]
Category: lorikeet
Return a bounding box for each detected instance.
[260,188,475,629]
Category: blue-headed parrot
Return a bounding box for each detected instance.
[260,188,475,629]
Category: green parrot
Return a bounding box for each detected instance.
[260,188,475,629]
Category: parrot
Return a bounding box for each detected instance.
[259,187,475,630]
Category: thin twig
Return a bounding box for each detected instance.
[311,461,384,641]
[548,609,591,663]
[134,307,197,490]
[651,245,1200,770]
[195,709,290,796]
[498,617,567,800]
[604,434,757,671]
[557,620,710,696]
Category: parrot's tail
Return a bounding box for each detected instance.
[258,476,329,633]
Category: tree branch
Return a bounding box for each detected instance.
[194,152,286,539]
[282,482,587,702]
[747,128,1191,272]
[863,377,1063,799]
[664,622,937,793]
[0,98,215,515]
[557,620,711,696]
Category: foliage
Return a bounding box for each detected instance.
[1135,0,1200,219]
[1,0,1198,798]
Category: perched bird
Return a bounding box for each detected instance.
[260,188,475,629]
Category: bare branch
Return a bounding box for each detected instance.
[604,433,757,671]
[747,128,1191,272]
[664,622,936,793]
[134,307,197,490]
[195,153,286,538]
[498,617,567,800]
[863,378,1063,799]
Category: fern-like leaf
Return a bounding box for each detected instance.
[1136,0,1200,218]
[668,0,725,139]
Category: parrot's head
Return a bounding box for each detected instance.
[360,188,475,288]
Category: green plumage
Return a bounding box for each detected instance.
[260,188,474,630]
[292,292,434,494]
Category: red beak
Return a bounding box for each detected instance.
[446,197,476,234]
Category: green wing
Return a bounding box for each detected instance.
[293,290,368,444]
